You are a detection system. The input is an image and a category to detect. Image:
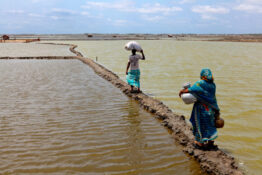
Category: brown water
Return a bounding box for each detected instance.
[54,40,262,175]
[0,60,201,174]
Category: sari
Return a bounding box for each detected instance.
[126,69,140,88]
[188,68,220,143]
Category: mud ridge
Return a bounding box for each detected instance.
[71,46,244,175]
[38,43,83,57]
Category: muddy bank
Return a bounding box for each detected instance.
[72,50,244,175]
[39,43,83,57]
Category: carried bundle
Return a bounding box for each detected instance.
[124,41,142,52]
[181,83,197,104]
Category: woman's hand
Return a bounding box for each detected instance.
[141,50,145,60]
[214,110,220,119]
[179,88,189,97]
[179,90,184,97]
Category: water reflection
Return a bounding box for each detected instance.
[124,99,144,169]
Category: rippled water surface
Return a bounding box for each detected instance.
[0,60,201,174]
[55,40,262,175]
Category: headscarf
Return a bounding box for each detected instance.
[200,68,213,82]
[188,68,219,111]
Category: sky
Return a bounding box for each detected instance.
[0,0,261,34]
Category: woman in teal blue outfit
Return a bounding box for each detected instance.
[126,49,145,93]
[179,68,220,149]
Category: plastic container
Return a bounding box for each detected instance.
[181,93,197,104]
[124,41,142,52]
[181,82,196,104]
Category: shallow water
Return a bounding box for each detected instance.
[55,40,262,175]
[0,60,201,174]
[0,43,75,57]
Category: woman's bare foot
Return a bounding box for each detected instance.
[194,141,204,147]
[207,141,214,146]
[194,140,218,151]
[130,85,134,92]
[137,88,142,93]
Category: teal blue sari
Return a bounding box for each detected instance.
[126,69,140,88]
[188,68,220,143]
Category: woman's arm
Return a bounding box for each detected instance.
[126,61,130,75]
[141,50,145,60]
[179,88,189,97]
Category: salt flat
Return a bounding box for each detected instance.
[0,43,75,57]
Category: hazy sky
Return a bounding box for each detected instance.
[0,0,261,34]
